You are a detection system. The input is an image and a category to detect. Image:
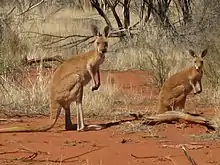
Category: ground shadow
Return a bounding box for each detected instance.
[62,117,138,132]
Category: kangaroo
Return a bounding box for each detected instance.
[157,49,208,114]
[0,25,110,133]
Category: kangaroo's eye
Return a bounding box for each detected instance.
[97,42,100,45]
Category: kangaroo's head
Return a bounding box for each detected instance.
[189,49,208,71]
[91,24,110,54]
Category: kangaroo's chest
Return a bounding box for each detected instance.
[89,55,105,74]
[83,62,102,84]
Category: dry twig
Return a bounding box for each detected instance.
[131,154,178,164]
[16,0,45,16]
[162,143,206,150]
[0,146,104,163]
[182,146,197,165]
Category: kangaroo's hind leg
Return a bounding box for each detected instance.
[173,94,187,112]
[75,83,104,131]
[64,105,77,130]
[73,83,104,132]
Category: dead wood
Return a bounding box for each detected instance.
[21,55,65,66]
[123,0,131,29]
[162,143,206,150]
[131,154,177,164]
[130,111,219,130]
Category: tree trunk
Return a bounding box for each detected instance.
[123,0,131,29]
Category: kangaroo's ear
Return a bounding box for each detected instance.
[103,25,110,37]
[91,24,100,36]
[188,49,195,57]
[201,48,208,58]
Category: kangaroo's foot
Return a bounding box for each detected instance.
[77,124,104,132]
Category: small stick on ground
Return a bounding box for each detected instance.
[0,118,23,122]
[0,146,104,163]
[21,152,38,161]
[162,143,205,150]
[131,154,159,159]
[181,146,197,165]
[0,150,22,155]
[131,154,178,164]
[61,147,104,162]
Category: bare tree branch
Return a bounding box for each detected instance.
[179,0,192,24]
[5,7,16,17]
[139,0,145,28]
[107,0,123,29]
[16,0,45,16]
[22,55,65,66]
[90,0,113,29]
[123,0,131,29]
[22,31,91,38]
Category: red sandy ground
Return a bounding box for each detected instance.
[0,69,219,165]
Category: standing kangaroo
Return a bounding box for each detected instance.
[157,49,208,114]
[0,25,110,133]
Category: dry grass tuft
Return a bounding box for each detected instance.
[0,69,49,115]
[0,68,145,120]
[118,121,158,135]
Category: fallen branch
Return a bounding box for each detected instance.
[131,111,219,130]
[22,55,65,66]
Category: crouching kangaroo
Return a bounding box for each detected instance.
[157,49,208,114]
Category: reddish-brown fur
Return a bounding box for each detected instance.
[157,49,208,114]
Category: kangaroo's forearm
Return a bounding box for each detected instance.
[189,80,197,93]
[87,64,96,86]
[97,69,100,85]
[196,81,202,94]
